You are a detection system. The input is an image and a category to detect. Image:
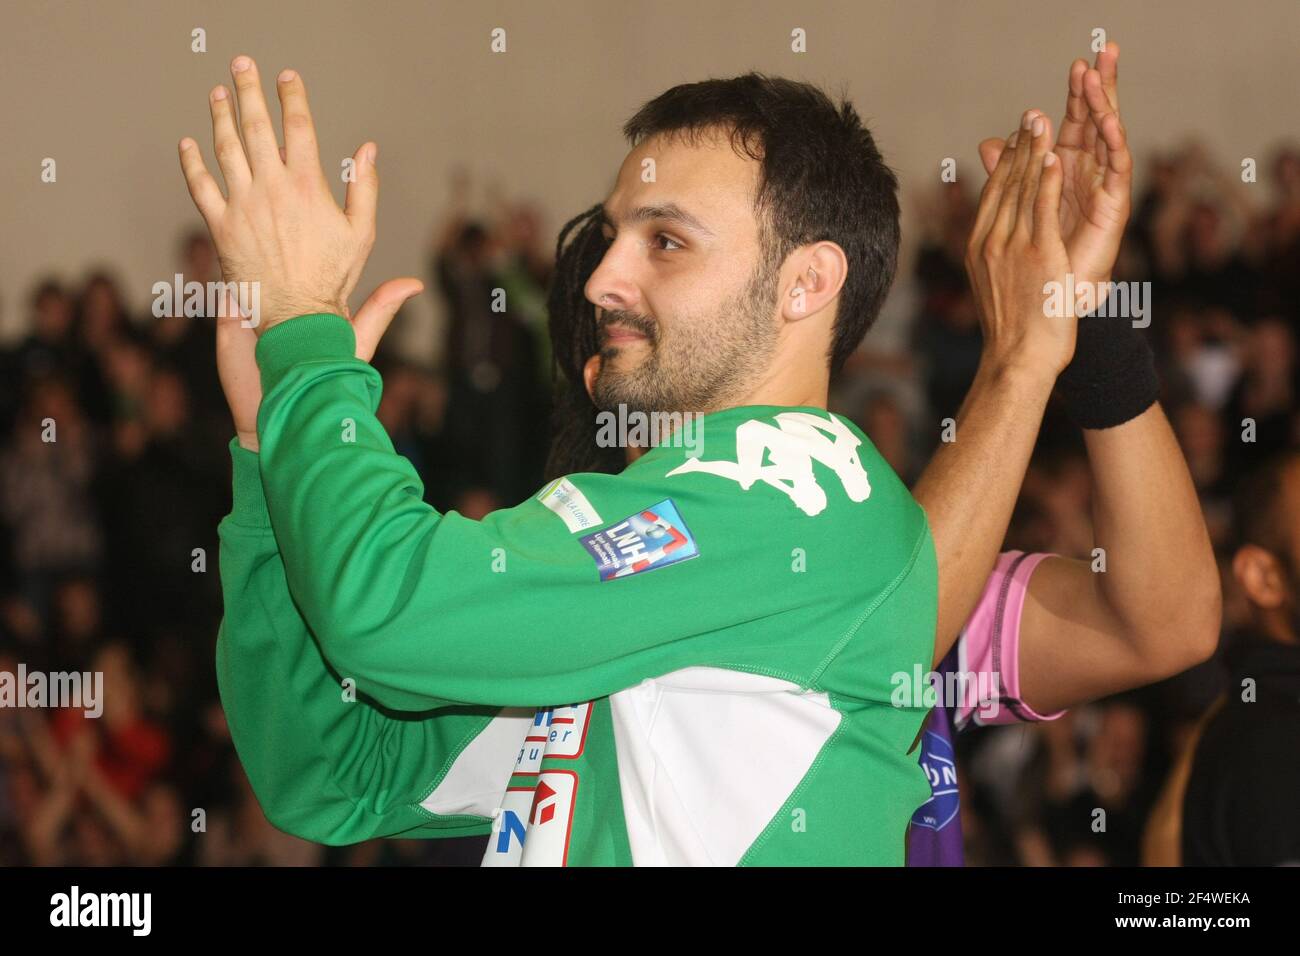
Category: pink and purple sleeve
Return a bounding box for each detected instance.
[951,550,1066,729]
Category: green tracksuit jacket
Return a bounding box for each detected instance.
[216,312,938,865]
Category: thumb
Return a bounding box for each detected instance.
[352,278,424,362]
[215,286,260,388]
[978,137,1007,177]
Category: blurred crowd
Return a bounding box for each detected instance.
[0,143,1297,866]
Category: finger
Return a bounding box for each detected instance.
[1032,152,1065,246]
[1094,40,1120,113]
[352,277,423,362]
[229,55,281,173]
[215,287,263,426]
[1083,68,1120,134]
[978,137,1006,176]
[1097,110,1133,199]
[178,137,226,224]
[275,68,321,171]
[1058,59,1089,149]
[970,127,1022,242]
[992,110,1039,241]
[1083,69,1123,168]
[1081,69,1103,155]
[344,141,379,238]
[1017,114,1055,238]
[209,85,251,193]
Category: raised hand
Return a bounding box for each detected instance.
[965,108,1075,380]
[177,56,389,334]
[177,56,422,451]
[979,42,1132,291]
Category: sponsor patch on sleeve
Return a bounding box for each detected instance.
[579,499,699,581]
[537,477,603,533]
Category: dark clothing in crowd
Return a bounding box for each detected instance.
[1182,635,1300,866]
[433,248,549,506]
[95,432,226,643]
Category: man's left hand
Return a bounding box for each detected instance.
[178,55,379,334]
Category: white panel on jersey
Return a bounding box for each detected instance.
[608,667,841,866]
[482,702,595,866]
[419,707,534,818]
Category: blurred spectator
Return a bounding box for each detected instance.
[1222,316,1299,481]
[430,171,549,506]
[150,231,224,439]
[71,271,128,426]
[0,376,103,622]
[95,364,225,644]
[1,281,80,432]
[1179,450,1300,865]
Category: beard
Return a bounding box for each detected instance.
[591,255,782,416]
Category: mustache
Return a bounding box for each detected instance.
[597,310,657,343]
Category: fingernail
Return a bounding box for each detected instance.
[1043,153,1058,167]
[211,86,228,101]
[367,144,378,164]
[232,56,251,73]
[1022,110,1035,130]
[1032,117,1045,137]
[278,69,297,84]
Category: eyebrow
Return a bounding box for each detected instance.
[601,202,715,240]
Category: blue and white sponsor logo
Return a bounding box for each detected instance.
[910,730,960,831]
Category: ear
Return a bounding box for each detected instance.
[1233,544,1288,610]
[582,354,602,402]
[780,241,847,323]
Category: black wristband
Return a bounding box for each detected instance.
[1055,311,1159,430]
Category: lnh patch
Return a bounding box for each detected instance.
[579,499,699,581]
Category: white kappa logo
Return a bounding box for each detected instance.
[666,412,871,516]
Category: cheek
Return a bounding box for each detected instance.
[649,272,720,324]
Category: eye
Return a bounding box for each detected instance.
[653,233,683,252]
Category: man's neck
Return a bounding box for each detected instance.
[732,374,829,411]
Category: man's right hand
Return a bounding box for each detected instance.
[979,42,1132,293]
[219,278,422,452]
[964,107,1072,384]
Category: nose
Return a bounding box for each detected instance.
[584,244,640,317]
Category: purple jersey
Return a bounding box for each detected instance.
[907,551,1063,866]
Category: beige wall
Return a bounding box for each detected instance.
[3,0,1298,356]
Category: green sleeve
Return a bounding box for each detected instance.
[216,436,497,845]
[254,314,929,715]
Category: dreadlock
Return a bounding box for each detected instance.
[543,202,626,480]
